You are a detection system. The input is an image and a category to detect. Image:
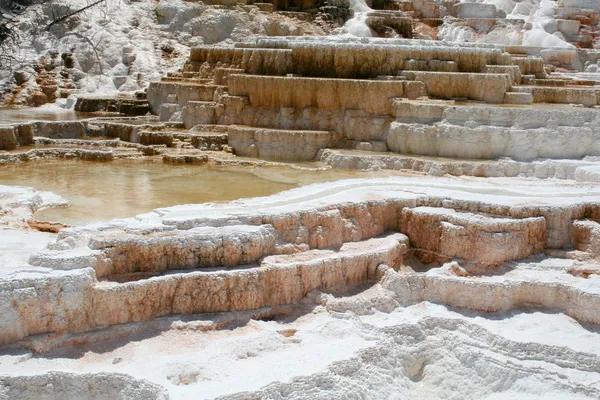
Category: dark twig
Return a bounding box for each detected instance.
[46,0,106,31]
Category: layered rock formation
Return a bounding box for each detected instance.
[139,35,600,171]
[4,1,600,399]
[1,176,599,344]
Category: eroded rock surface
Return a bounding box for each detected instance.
[3,1,600,398]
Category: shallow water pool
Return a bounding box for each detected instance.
[0,158,389,225]
[0,107,102,124]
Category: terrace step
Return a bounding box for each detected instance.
[214,67,245,85]
[87,224,279,278]
[160,77,213,84]
[147,82,222,113]
[91,233,409,325]
[182,101,220,128]
[401,207,546,265]
[573,219,600,256]
[504,91,533,104]
[189,130,229,150]
[228,74,426,115]
[159,103,179,121]
[534,78,596,87]
[400,71,511,103]
[318,148,598,180]
[191,42,507,79]
[224,124,340,161]
[389,100,600,161]
[510,56,546,78]
[136,129,197,147]
[512,85,600,107]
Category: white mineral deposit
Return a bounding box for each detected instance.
[2,0,600,398]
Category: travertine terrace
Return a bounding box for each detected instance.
[4,0,600,399]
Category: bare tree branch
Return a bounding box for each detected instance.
[62,31,106,88]
[46,0,106,31]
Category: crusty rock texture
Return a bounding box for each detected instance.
[0,372,169,400]
[401,207,546,265]
[2,176,600,346]
[4,1,600,398]
[0,185,68,229]
[218,309,600,400]
[144,36,600,165]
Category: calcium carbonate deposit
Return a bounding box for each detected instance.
[2,0,600,399]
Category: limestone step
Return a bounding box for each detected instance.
[214,67,245,85]
[251,36,503,51]
[181,61,205,72]
[512,85,600,107]
[510,56,546,78]
[504,91,533,104]
[180,123,337,161]
[74,96,150,115]
[389,100,600,161]
[182,101,220,128]
[134,129,196,147]
[88,120,162,142]
[160,77,213,84]
[167,72,204,79]
[224,124,341,161]
[318,149,598,180]
[0,124,34,150]
[159,103,179,122]
[392,99,600,127]
[534,78,596,87]
[147,81,222,114]
[506,46,578,71]
[228,74,425,115]
[484,65,522,85]
[190,46,293,76]
[401,207,546,265]
[187,123,232,134]
[162,153,209,165]
[400,71,510,103]
[90,233,409,325]
[86,224,278,278]
[403,59,459,72]
[185,124,341,161]
[193,41,507,80]
[573,219,600,256]
[189,130,229,150]
[130,127,228,151]
[137,130,176,146]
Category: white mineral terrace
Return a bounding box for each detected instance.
[3,0,600,398]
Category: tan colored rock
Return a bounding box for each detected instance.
[89,234,407,327]
[401,71,510,103]
[0,126,18,151]
[227,125,339,161]
[573,219,600,257]
[89,224,278,277]
[148,82,220,114]
[401,207,546,264]
[228,74,424,115]
[28,91,47,107]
